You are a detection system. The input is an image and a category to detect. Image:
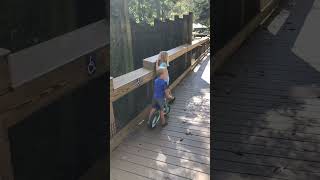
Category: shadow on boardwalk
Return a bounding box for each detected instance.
[214,0,320,179]
[111,54,210,180]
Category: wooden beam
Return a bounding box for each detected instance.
[8,20,108,88]
[0,46,108,128]
[0,122,13,180]
[213,0,279,72]
[143,37,209,70]
[110,102,116,137]
[111,68,154,102]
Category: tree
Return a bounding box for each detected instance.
[110,0,134,77]
[127,0,210,26]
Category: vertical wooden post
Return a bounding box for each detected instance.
[154,19,161,52]
[110,77,116,137]
[0,122,14,180]
[174,15,180,46]
[188,12,193,44]
[0,49,11,95]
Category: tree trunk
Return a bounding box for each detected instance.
[110,0,134,77]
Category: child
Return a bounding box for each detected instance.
[156,51,175,102]
[149,68,168,127]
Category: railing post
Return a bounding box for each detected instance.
[0,48,11,94]
[188,12,193,44]
[110,77,116,137]
[0,121,14,180]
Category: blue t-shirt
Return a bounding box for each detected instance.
[153,78,167,99]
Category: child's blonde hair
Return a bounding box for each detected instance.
[158,51,169,65]
[157,68,165,77]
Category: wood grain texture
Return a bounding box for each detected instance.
[213,0,320,179]
[0,46,108,128]
[8,20,108,88]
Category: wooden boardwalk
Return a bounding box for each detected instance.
[110,55,210,180]
[214,0,320,179]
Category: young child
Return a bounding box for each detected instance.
[156,51,175,102]
[149,68,168,127]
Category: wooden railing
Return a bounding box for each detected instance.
[110,36,210,150]
[0,20,108,180]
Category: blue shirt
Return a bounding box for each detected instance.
[153,78,167,99]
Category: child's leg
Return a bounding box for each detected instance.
[160,110,165,125]
[165,89,171,99]
[149,107,156,119]
[165,88,174,100]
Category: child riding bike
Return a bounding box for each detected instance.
[149,68,169,127]
[156,51,175,102]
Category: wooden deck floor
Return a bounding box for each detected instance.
[110,55,210,179]
[214,0,320,179]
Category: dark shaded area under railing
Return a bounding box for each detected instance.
[8,75,107,180]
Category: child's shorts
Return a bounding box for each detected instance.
[152,98,165,110]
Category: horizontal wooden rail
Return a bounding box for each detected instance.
[8,20,108,88]
[110,36,209,102]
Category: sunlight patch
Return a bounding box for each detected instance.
[267,9,290,35]
[201,60,210,84]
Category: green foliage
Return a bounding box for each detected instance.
[127,0,209,26]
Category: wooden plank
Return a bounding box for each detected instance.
[214,132,320,153]
[111,159,188,180]
[213,149,320,174]
[116,144,210,174]
[213,140,320,163]
[0,46,108,128]
[143,37,209,70]
[110,102,116,137]
[122,139,210,165]
[110,105,151,151]
[134,130,210,150]
[0,123,13,180]
[112,150,210,180]
[125,134,210,157]
[111,68,153,102]
[213,159,320,179]
[8,20,108,88]
[111,167,151,180]
[213,170,279,180]
[0,49,10,95]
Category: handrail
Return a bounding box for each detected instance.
[110,36,209,102]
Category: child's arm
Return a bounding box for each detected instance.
[155,59,159,71]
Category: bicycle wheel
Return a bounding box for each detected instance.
[164,104,171,115]
[148,110,160,129]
